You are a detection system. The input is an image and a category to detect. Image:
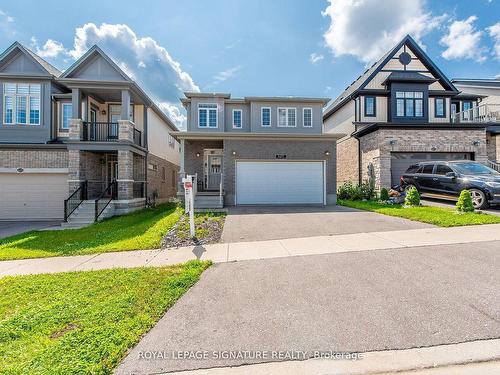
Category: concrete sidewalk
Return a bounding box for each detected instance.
[1,223,500,277]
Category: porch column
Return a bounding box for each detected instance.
[118,89,134,143]
[69,88,82,140]
[117,150,134,200]
[121,89,131,120]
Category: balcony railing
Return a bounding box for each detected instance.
[133,128,142,147]
[82,122,119,142]
[451,104,500,124]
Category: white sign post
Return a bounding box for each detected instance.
[182,175,195,238]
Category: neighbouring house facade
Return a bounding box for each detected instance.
[0,42,180,222]
[323,35,499,190]
[173,92,342,208]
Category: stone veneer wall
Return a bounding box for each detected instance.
[336,136,359,186]
[487,133,499,162]
[359,128,488,189]
[0,149,68,168]
[147,153,178,203]
[222,139,337,205]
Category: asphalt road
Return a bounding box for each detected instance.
[116,241,500,374]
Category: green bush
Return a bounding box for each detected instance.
[404,186,420,207]
[360,180,375,200]
[380,188,389,201]
[456,189,475,212]
[337,182,363,200]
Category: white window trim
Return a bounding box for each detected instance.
[261,107,271,127]
[277,107,297,127]
[302,107,313,128]
[60,102,72,130]
[2,83,41,126]
[198,103,218,128]
[232,109,243,129]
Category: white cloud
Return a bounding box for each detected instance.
[440,16,487,62]
[32,38,67,58]
[31,23,199,129]
[310,53,324,64]
[0,9,14,23]
[209,65,242,87]
[487,22,500,60]
[322,0,445,64]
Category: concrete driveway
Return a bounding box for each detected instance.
[221,205,433,242]
[0,221,60,239]
[116,240,500,374]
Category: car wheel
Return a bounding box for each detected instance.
[470,189,488,209]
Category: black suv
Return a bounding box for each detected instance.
[400,160,500,209]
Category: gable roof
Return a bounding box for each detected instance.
[323,35,458,120]
[0,41,61,77]
[60,45,132,81]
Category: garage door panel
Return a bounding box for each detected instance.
[236,161,324,205]
[0,173,68,220]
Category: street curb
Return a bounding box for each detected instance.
[164,339,500,375]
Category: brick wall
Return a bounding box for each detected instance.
[223,139,337,205]
[0,149,68,168]
[147,153,178,202]
[336,136,359,185]
[359,128,488,189]
[487,134,499,161]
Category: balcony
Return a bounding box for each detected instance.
[81,121,143,147]
[452,104,500,124]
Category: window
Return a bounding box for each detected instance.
[109,104,134,123]
[61,103,72,130]
[421,164,434,174]
[395,91,424,118]
[364,96,376,117]
[3,83,41,125]
[435,98,446,118]
[303,108,312,127]
[232,109,242,128]
[277,107,296,127]
[261,107,271,127]
[198,103,217,128]
[435,164,453,175]
[148,163,157,171]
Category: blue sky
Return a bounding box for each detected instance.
[0,0,498,128]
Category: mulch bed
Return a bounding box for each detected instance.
[161,214,225,248]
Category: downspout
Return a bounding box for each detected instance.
[144,105,149,202]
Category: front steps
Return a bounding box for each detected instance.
[61,200,115,228]
[194,193,224,209]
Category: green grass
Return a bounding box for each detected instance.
[0,261,210,374]
[339,199,500,227]
[0,203,183,261]
[176,212,226,240]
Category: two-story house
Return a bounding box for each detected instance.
[323,35,499,190]
[172,92,343,208]
[0,42,180,224]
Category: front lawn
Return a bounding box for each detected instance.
[0,203,182,261]
[339,199,500,227]
[0,260,210,374]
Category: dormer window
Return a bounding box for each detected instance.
[198,103,217,128]
[364,96,376,117]
[3,83,41,125]
[395,91,423,118]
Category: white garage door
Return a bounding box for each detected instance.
[0,173,68,220]
[236,161,325,205]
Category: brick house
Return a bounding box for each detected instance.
[0,42,179,224]
[323,35,499,190]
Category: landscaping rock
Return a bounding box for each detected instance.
[162,213,226,248]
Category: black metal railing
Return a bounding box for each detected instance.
[82,122,119,142]
[133,128,142,146]
[133,181,146,198]
[64,181,87,222]
[94,180,117,222]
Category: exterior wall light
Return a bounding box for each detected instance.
[389,140,396,145]
[232,151,237,156]
[196,152,201,157]
[472,140,480,146]
[324,151,331,156]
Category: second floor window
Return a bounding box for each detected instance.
[396,91,423,118]
[261,107,271,126]
[435,98,446,118]
[232,109,242,128]
[364,96,376,117]
[3,83,41,125]
[198,103,217,128]
[277,108,296,127]
[61,103,72,130]
[303,108,312,127]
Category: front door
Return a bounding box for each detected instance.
[207,155,222,190]
[107,160,118,192]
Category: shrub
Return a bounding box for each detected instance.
[337,182,363,201]
[380,188,389,201]
[456,189,474,212]
[404,186,420,207]
[360,180,375,200]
